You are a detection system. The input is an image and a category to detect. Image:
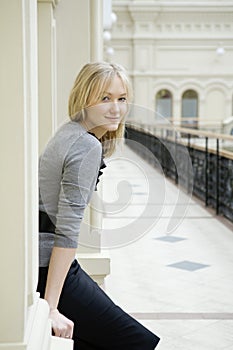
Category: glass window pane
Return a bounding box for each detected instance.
[157,99,172,118]
[156,89,172,120]
[182,99,197,118]
[182,90,198,127]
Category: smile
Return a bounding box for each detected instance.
[105,117,120,121]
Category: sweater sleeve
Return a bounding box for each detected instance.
[54,136,102,248]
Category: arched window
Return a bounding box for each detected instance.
[155,89,172,121]
[182,90,198,128]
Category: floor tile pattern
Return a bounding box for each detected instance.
[167,260,210,271]
[102,145,233,350]
[155,235,187,243]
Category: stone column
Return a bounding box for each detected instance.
[173,97,182,126]
[90,0,103,62]
[0,1,53,349]
[38,0,58,152]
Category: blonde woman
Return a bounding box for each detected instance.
[37,62,160,350]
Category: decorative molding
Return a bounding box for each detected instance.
[179,84,203,96]
[131,71,233,79]
[113,1,233,39]
[205,83,230,95]
[205,78,231,86]
[129,9,159,22]
[77,253,111,286]
[152,79,232,100]
[113,24,233,40]
[114,1,233,13]
[157,45,233,50]
[37,0,60,7]
[153,82,180,96]
[114,23,233,38]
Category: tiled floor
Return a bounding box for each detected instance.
[101,144,233,350]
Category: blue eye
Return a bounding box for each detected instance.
[119,97,127,102]
[101,96,127,103]
[102,96,110,102]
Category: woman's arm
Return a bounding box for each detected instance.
[41,134,102,338]
[44,247,76,338]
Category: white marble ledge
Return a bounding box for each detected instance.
[50,336,73,350]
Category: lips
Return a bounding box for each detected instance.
[105,116,120,121]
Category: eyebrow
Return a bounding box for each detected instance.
[103,92,127,96]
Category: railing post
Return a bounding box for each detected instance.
[216,138,220,215]
[175,132,178,185]
[187,133,191,193]
[163,135,168,177]
[205,136,209,207]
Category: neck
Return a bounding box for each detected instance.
[88,126,107,139]
[80,121,107,139]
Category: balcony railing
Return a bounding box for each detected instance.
[125,122,233,223]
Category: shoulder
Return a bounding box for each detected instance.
[55,122,103,172]
[65,123,102,160]
[39,122,102,179]
[40,121,102,159]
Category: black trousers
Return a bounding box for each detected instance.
[37,259,160,350]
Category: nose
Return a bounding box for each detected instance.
[109,101,120,115]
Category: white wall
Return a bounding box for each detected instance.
[55,0,91,126]
[111,0,233,130]
[55,0,104,127]
[0,0,39,347]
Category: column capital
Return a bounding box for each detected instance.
[37,0,60,8]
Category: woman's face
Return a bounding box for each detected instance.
[84,75,128,138]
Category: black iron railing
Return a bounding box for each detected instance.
[125,122,233,223]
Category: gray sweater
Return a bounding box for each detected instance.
[39,121,102,267]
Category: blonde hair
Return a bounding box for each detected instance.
[68,62,133,157]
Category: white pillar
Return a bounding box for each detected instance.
[90,0,103,61]
[0,0,41,347]
[38,0,57,152]
[55,0,91,125]
[173,97,182,125]
[0,0,71,348]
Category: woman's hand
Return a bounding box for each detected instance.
[43,247,76,338]
[49,309,74,339]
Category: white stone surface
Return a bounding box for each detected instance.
[102,145,233,349]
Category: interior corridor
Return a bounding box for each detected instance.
[101,144,233,350]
